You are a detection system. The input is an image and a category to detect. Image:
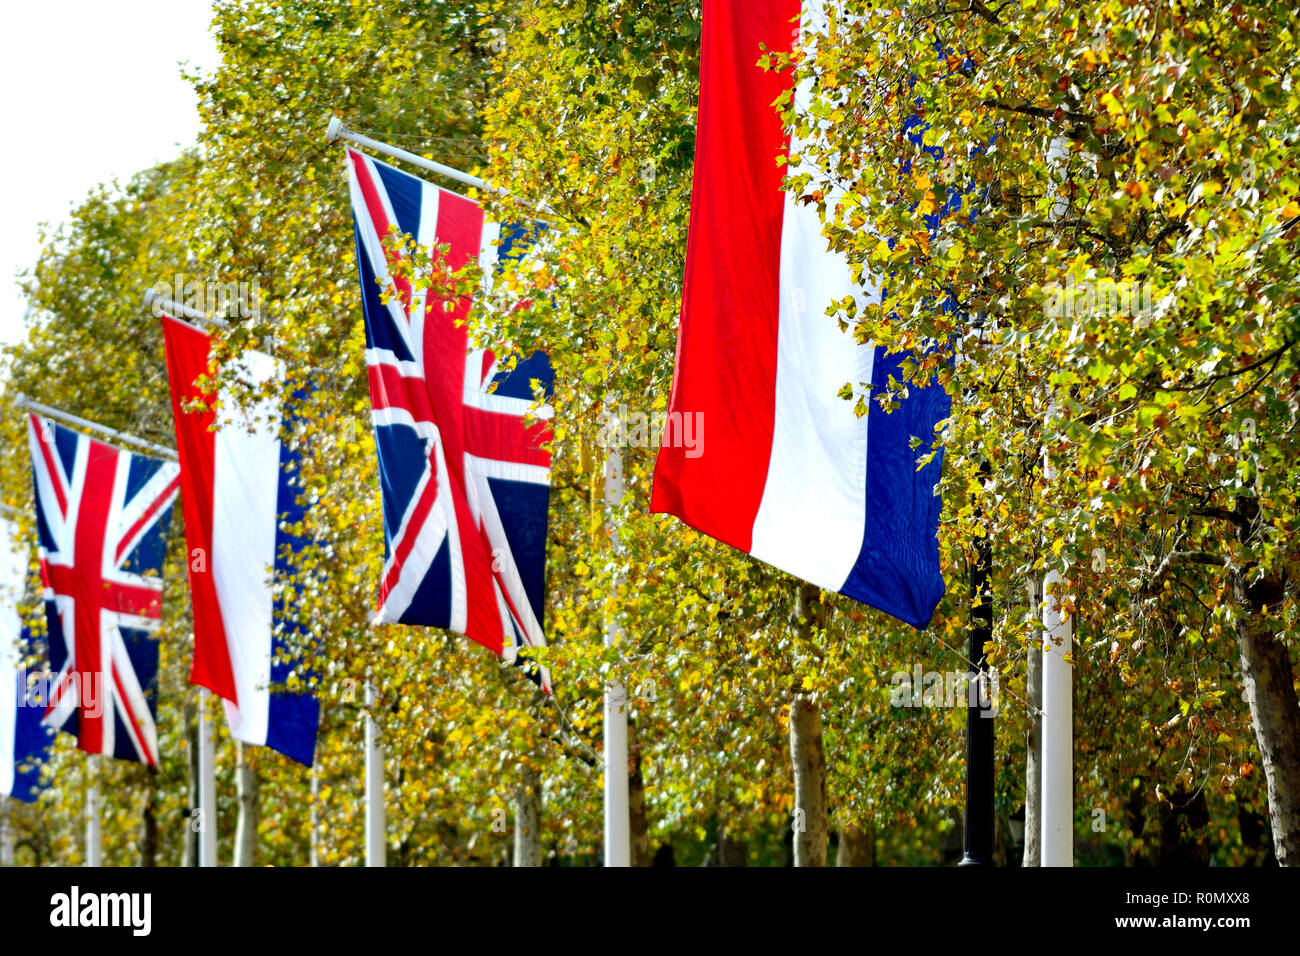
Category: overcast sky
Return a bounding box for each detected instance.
[0,1,220,346]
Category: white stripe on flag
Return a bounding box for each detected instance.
[212,351,280,749]
[0,517,24,797]
[749,181,876,592]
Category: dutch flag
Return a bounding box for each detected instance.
[161,316,320,766]
[651,0,950,629]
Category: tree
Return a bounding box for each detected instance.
[792,0,1300,862]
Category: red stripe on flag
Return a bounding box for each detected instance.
[368,362,436,424]
[115,473,180,563]
[47,565,161,620]
[111,661,156,767]
[43,668,74,721]
[161,316,240,705]
[70,444,118,756]
[649,0,801,551]
[466,412,551,470]
[349,149,416,317]
[429,190,503,654]
[30,414,69,515]
[378,468,441,608]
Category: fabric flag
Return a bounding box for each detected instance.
[651,0,950,629]
[27,414,179,766]
[161,315,320,766]
[1,514,55,802]
[345,146,554,692]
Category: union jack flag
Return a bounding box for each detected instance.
[346,148,554,692]
[27,414,180,766]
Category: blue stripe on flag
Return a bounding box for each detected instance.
[354,223,417,363]
[486,476,550,628]
[372,157,425,238]
[7,614,55,803]
[114,625,159,762]
[839,347,950,629]
[266,391,321,767]
[488,350,554,402]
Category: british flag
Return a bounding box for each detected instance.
[27,413,180,766]
[346,148,554,692]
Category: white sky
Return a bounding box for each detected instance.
[0,1,220,346]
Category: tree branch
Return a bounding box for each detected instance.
[980,98,1092,125]
[1140,550,1228,597]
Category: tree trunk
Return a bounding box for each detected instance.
[1023,575,1043,866]
[139,787,159,867]
[1123,780,1152,867]
[234,742,259,867]
[1157,781,1211,867]
[790,696,828,866]
[789,582,827,867]
[1228,495,1300,865]
[181,701,198,867]
[785,582,826,868]
[513,763,542,867]
[836,826,874,866]
[717,829,748,866]
[1236,802,1275,866]
[1233,599,1300,865]
[628,721,650,866]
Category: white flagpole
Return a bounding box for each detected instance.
[0,799,12,866]
[1041,560,1073,866]
[1040,431,1073,867]
[602,443,630,867]
[325,116,492,193]
[85,755,102,867]
[1,513,20,866]
[323,117,563,220]
[364,680,386,867]
[198,688,217,868]
[14,394,178,462]
[1040,135,1075,867]
[309,764,320,867]
[141,290,228,328]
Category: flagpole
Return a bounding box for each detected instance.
[14,394,178,462]
[1041,136,1075,868]
[325,116,493,194]
[602,443,630,867]
[959,464,995,866]
[323,118,562,225]
[0,798,12,866]
[141,290,228,328]
[198,687,217,868]
[309,764,321,867]
[1040,444,1074,866]
[1,517,19,866]
[364,679,386,867]
[85,755,102,867]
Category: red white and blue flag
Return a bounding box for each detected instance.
[1,513,55,802]
[27,414,179,766]
[651,0,949,629]
[161,316,321,766]
[346,147,554,692]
